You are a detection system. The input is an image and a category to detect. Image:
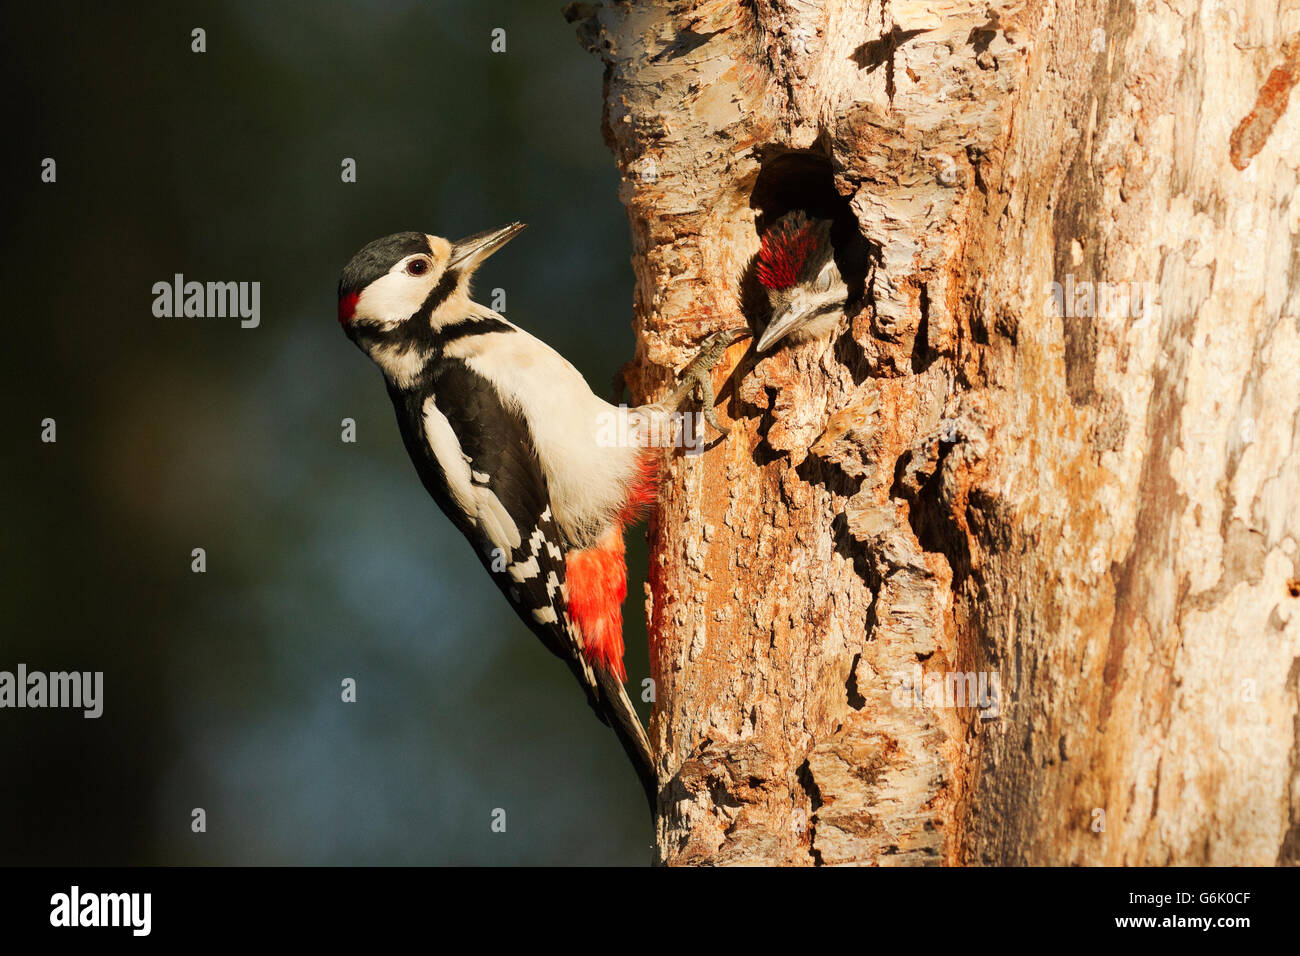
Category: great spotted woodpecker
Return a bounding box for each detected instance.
[338,224,739,813]
[754,210,872,352]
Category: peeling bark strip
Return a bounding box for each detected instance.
[570,0,1300,866]
[1229,31,1300,171]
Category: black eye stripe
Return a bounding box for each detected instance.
[415,268,461,318]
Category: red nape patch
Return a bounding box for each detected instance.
[566,532,629,682]
[756,220,818,291]
[337,290,360,327]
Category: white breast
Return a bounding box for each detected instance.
[449,314,645,545]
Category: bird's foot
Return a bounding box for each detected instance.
[665,328,749,437]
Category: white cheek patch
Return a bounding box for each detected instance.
[421,398,522,554]
[354,266,437,325]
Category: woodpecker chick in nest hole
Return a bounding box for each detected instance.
[754,209,872,352]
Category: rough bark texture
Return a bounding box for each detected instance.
[569,0,1300,865]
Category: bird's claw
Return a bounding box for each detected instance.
[667,328,749,438]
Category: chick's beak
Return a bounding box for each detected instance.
[755,300,810,352]
[448,222,527,271]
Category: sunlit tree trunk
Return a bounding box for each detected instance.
[570,0,1300,866]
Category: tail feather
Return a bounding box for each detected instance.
[593,666,657,815]
[556,651,656,815]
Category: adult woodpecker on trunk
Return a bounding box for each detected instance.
[754,209,873,352]
[337,224,740,814]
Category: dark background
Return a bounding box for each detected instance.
[1,1,654,864]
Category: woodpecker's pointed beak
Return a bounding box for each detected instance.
[755,304,808,353]
[448,222,526,271]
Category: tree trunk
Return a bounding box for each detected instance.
[568,0,1300,866]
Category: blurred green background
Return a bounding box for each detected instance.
[1,1,654,864]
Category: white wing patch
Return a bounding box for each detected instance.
[421,397,522,554]
[508,555,540,582]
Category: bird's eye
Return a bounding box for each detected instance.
[814,263,836,292]
[406,258,430,276]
